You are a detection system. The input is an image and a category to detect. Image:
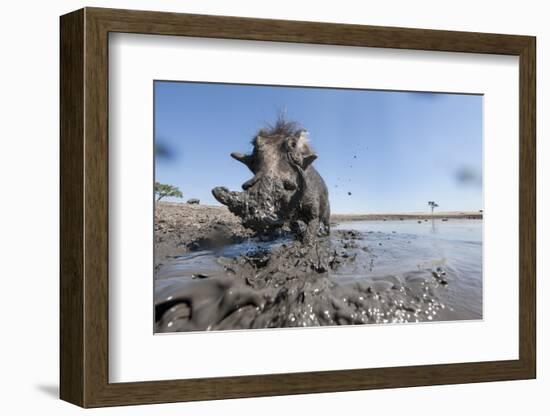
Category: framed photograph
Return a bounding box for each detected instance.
[60,7,536,408]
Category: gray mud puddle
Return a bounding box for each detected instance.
[155,219,482,332]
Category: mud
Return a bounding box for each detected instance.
[154,202,252,270]
[155,228,453,332]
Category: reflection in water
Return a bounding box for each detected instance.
[155,219,482,332]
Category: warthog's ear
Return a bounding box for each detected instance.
[288,130,318,169]
[231,152,254,170]
[255,134,267,146]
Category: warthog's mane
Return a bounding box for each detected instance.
[252,116,305,145]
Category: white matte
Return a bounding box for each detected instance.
[108,33,519,383]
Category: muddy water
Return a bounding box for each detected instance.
[155,219,482,333]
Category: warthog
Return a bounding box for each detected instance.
[212,119,330,241]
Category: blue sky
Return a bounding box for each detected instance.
[154,81,482,214]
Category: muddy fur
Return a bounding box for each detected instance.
[212,119,330,241]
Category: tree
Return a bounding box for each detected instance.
[155,182,183,201]
[428,201,439,215]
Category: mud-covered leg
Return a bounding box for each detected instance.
[304,219,320,244]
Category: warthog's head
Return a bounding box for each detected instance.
[212,119,317,234]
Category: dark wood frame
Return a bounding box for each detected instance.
[60,7,536,408]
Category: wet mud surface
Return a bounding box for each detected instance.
[155,218,482,332]
[154,203,252,271]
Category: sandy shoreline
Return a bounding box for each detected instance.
[332,211,482,221]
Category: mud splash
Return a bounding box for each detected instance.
[155,226,461,332]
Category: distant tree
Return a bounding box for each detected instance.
[155,182,183,202]
[428,201,439,215]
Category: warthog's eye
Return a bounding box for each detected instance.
[283,179,297,191]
